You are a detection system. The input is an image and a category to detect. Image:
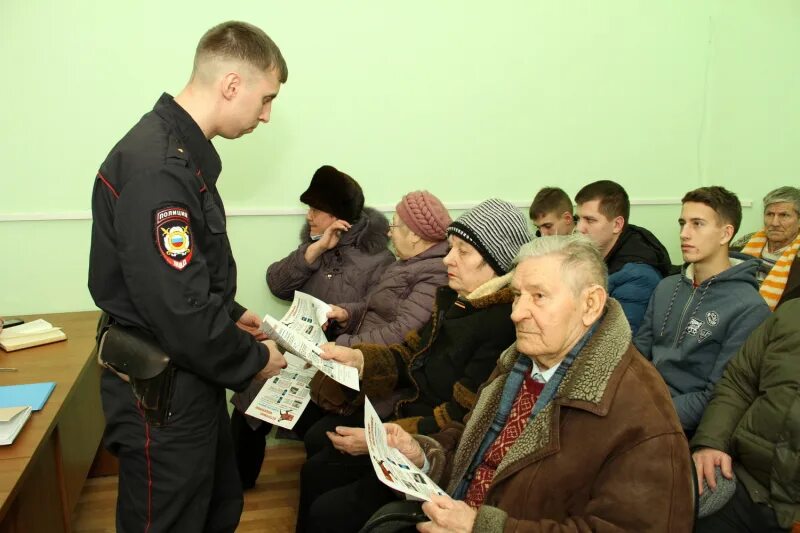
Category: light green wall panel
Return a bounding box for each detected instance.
[1,0,798,316]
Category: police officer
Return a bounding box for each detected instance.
[88,21,288,533]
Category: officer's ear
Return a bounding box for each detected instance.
[221,71,243,101]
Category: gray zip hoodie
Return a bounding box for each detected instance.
[634,253,771,432]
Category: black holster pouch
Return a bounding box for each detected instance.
[95,313,176,426]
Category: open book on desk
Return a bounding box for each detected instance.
[0,319,66,352]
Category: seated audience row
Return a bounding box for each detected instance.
[532,184,800,312]
[243,163,798,531]
[298,199,531,532]
[531,181,673,333]
[232,173,457,489]
[376,235,695,531]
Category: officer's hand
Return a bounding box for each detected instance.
[385,423,425,468]
[326,305,350,328]
[237,309,268,341]
[319,342,364,377]
[257,340,287,380]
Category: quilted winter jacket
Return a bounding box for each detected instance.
[691,299,800,529]
[333,240,448,347]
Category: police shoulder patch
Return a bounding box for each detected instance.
[154,206,193,271]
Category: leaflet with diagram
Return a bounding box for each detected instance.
[245,352,315,429]
[260,291,360,391]
[364,396,446,501]
[0,319,66,352]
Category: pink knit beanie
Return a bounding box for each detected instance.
[395,191,452,242]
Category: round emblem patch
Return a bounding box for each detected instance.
[154,206,193,271]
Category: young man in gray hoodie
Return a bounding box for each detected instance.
[634,186,771,437]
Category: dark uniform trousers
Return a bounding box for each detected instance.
[102,369,243,533]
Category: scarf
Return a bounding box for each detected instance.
[740,230,800,310]
[452,322,598,500]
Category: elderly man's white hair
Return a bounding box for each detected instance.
[514,234,608,294]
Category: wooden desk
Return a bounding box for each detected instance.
[0,311,104,533]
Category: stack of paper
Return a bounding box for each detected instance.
[0,319,66,352]
[0,406,32,446]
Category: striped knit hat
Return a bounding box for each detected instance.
[447,199,531,274]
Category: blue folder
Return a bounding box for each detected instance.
[0,382,56,411]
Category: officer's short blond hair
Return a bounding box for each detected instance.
[194,21,288,82]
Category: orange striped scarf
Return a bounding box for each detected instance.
[740,230,800,310]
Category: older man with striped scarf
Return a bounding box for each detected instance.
[733,186,800,310]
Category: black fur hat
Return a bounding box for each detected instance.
[299,165,364,223]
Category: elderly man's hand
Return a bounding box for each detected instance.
[326,426,368,455]
[417,495,476,533]
[319,342,364,377]
[693,447,733,495]
[236,309,268,341]
[385,423,425,468]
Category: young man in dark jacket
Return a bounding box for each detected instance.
[575,180,672,334]
[692,299,800,532]
[635,187,770,436]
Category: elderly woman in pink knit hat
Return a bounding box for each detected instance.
[326,190,452,346]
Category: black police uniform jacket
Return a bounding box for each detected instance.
[89,93,267,391]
